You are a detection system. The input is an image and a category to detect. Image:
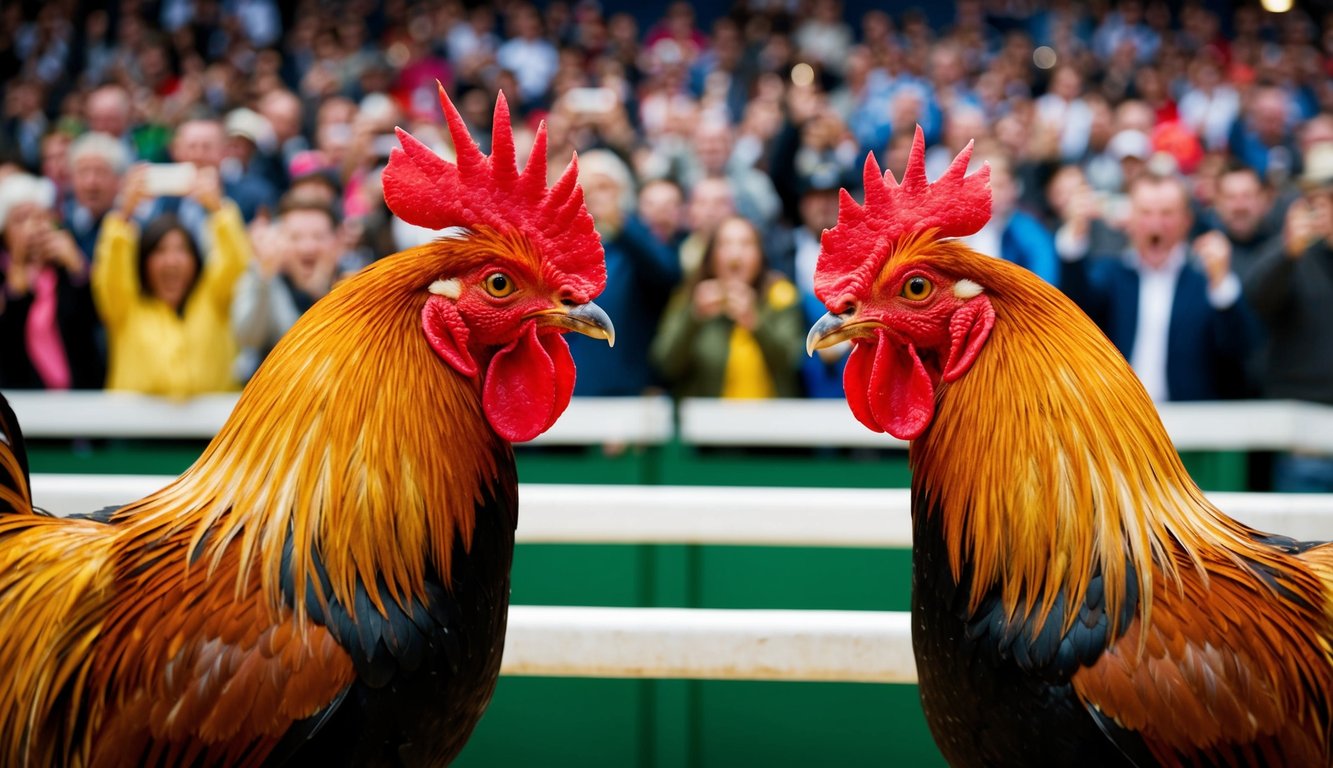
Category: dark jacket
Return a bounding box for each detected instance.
[1061,251,1256,401]
[0,262,105,389]
[1242,240,1333,404]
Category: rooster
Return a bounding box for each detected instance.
[806,129,1333,767]
[0,86,613,767]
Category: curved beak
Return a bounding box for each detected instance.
[530,301,616,347]
[806,310,874,355]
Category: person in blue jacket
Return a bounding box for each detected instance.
[565,149,682,396]
[1056,170,1257,402]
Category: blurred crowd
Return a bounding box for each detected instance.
[3,0,1333,474]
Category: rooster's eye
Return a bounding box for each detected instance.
[484,273,515,298]
[902,276,933,301]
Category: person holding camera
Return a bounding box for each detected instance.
[91,162,250,397]
[0,173,106,389]
[1057,170,1257,402]
[1243,142,1333,490]
[651,215,804,399]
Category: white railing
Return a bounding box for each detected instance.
[30,477,1333,545]
[501,606,915,682]
[678,398,1333,452]
[11,392,1333,452]
[2,392,673,446]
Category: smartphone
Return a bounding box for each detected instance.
[566,87,616,115]
[144,163,197,197]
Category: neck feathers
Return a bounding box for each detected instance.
[117,250,505,621]
[912,261,1264,634]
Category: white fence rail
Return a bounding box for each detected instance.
[502,606,915,683]
[11,392,1333,452]
[30,477,1333,545]
[2,392,673,446]
[679,398,1333,452]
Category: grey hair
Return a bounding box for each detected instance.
[68,132,130,175]
[577,148,637,215]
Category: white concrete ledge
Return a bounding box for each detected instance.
[29,478,1333,546]
[501,606,915,683]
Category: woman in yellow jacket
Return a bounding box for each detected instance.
[92,165,250,396]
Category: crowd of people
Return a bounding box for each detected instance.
[2,0,1333,483]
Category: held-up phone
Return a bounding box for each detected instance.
[144,163,197,197]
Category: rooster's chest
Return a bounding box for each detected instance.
[908,513,1137,768]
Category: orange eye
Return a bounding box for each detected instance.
[484,272,515,298]
[901,275,933,301]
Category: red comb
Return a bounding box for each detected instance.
[814,126,991,303]
[383,85,606,299]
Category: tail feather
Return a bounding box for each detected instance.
[0,393,32,514]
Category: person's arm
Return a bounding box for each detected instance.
[618,214,682,288]
[90,212,140,330]
[230,268,276,348]
[650,285,707,384]
[1242,199,1320,318]
[199,202,252,314]
[751,278,807,379]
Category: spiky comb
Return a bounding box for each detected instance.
[814,126,991,303]
[383,85,606,298]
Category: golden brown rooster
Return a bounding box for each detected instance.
[0,87,613,767]
[807,128,1333,767]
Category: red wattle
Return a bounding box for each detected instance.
[483,323,575,442]
[943,297,995,382]
[843,341,883,434]
[423,297,478,378]
[842,329,935,441]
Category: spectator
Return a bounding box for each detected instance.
[1242,142,1333,490]
[496,3,559,109]
[0,173,104,389]
[1207,164,1282,277]
[1036,65,1096,163]
[92,164,249,397]
[681,117,781,230]
[1229,86,1301,186]
[1057,171,1255,402]
[637,177,687,250]
[221,108,279,221]
[566,149,681,396]
[960,151,1060,285]
[679,176,735,278]
[84,84,137,160]
[1178,53,1241,152]
[232,196,341,382]
[785,170,848,398]
[63,132,129,260]
[651,215,804,399]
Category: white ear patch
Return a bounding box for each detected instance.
[953,279,983,299]
[429,279,462,299]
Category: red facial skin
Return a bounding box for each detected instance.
[831,263,994,440]
[423,262,579,443]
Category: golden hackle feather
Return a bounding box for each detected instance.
[899,241,1333,760]
[904,241,1332,636]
